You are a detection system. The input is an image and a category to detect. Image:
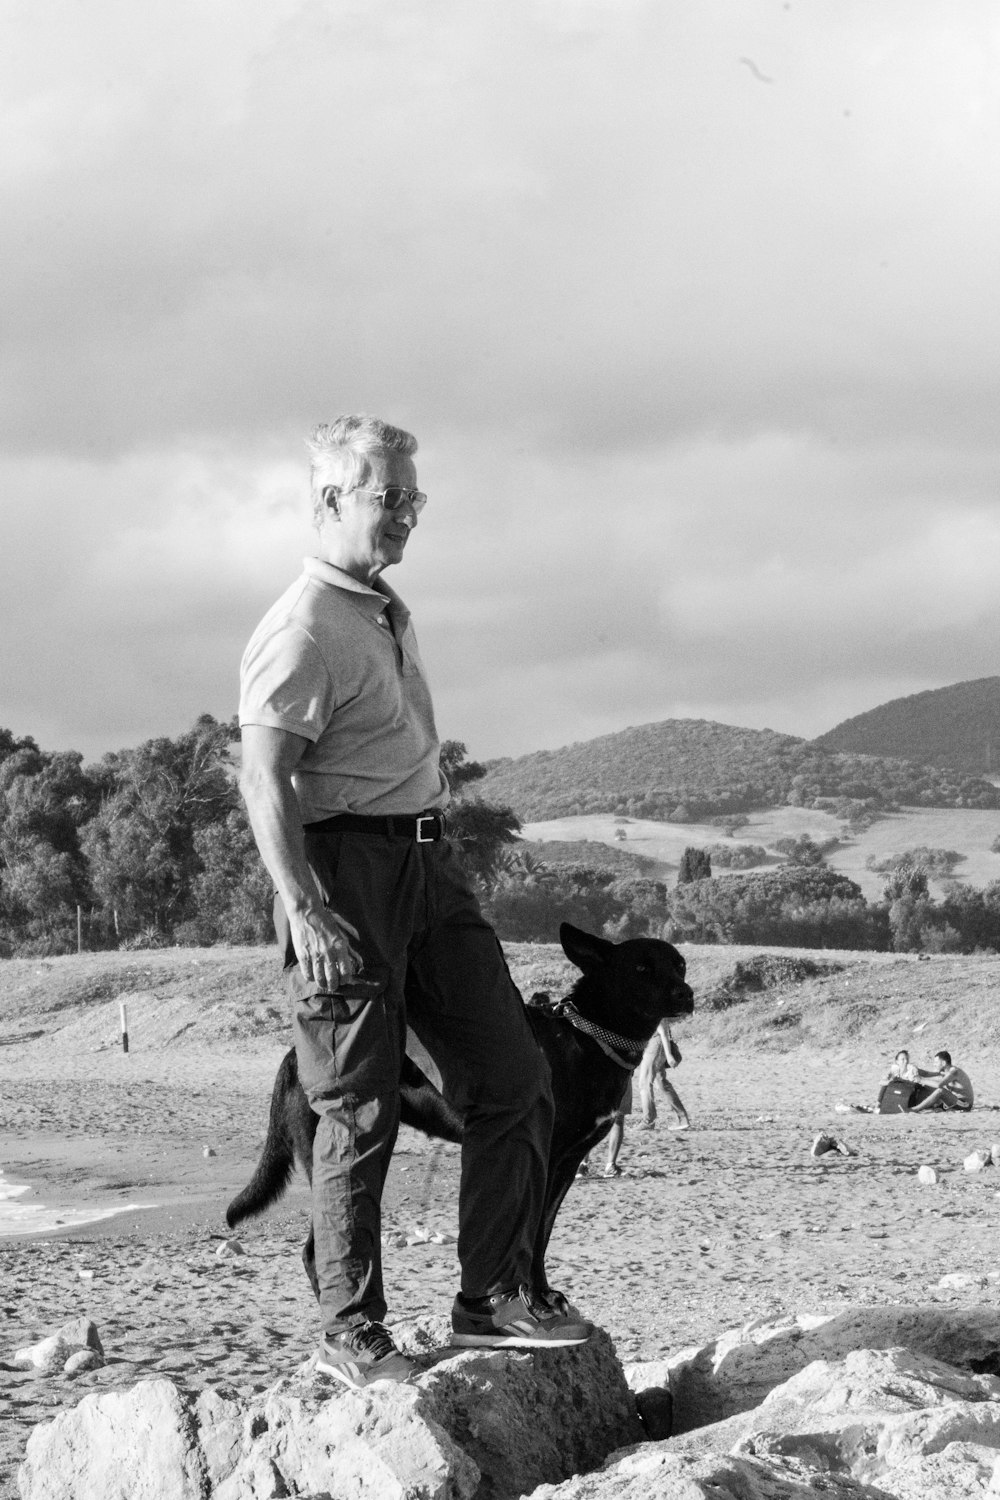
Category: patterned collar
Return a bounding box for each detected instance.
[556,1001,647,1071]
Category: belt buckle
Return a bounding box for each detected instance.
[415,813,438,843]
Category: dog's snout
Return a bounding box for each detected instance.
[673,979,695,1016]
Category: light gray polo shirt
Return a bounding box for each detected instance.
[239,557,449,822]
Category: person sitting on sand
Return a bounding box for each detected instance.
[875,1049,919,1110]
[909,1050,974,1113]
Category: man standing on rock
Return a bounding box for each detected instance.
[239,414,592,1387]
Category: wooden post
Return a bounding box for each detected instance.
[120,1002,129,1054]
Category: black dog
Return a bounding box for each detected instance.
[227,922,694,1305]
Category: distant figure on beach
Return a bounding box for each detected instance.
[239,414,592,1387]
[875,1048,919,1111]
[637,1021,690,1131]
[597,1021,689,1178]
[909,1049,974,1113]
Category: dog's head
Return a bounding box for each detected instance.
[559,921,694,1042]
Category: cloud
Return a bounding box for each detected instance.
[1,1,998,761]
[3,2,998,455]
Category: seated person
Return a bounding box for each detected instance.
[909,1049,974,1113]
[875,1048,919,1110]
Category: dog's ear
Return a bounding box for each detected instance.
[560,923,614,972]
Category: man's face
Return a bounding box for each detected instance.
[323,449,420,582]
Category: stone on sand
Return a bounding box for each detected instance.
[14,1319,104,1376]
[964,1151,992,1173]
[918,1165,938,1185]
[214,1238,245,1258]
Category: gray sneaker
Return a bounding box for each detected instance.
[451,1284,593,1348]
[316,1321,414,1388]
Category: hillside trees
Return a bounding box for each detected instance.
[664,866,888,950]
[0,743,102,956]
[472,719,1000,822]
[484,859,669,944]
[81,716,242,943]
[678,847,712,883]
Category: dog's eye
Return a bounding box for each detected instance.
[635,962,651,974]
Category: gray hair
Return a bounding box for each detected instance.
[307,414,418,526]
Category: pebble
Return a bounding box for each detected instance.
[202,1146,217,1158]
[918,1166,937,1186]
[963,1152,991,1173]
[63,1349,103,1377]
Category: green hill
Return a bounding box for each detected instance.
[474,718,1000,822]
[813,677,1000,774]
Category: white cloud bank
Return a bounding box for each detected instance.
[1,0,998,760]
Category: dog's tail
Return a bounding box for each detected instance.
[225,1049,300,1229]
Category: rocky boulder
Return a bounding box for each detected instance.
[530,1341,1000,1500]
[527,1447,895,1498]
[18,1328,641,1500]
[664,1305,1000,1433]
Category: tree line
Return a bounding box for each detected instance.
[4,716,1000,958]
[0,719,528,957]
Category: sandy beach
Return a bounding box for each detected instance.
[1,942,998,1498]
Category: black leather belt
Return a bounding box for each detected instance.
[307,810,447,843]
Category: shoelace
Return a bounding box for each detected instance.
[349,1321,398,1359]
[517,1284,559,1323]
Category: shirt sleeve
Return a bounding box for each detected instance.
[239,621,338,743]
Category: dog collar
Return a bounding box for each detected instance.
[556,1002,647,1071]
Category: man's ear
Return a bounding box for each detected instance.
[322,486,340,516]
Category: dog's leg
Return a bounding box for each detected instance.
[302,1226,320,1300]
[398,1053,464,1142]
[532,1120,616,1298]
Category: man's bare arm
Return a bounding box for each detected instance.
[240,724,360,991]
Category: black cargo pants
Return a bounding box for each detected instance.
[279,823,555,1336]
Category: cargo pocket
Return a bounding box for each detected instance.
[294,987,399,1107]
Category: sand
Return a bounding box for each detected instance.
[1,943,998,1499]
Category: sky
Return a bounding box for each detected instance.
[2,0,998,765]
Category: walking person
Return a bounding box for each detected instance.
[239,414,592,1388]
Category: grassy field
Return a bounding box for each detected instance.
[523,807,1000,901]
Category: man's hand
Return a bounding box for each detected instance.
[288,904,363,993]
[240,725,371,994]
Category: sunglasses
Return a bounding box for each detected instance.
[352,486,427,515]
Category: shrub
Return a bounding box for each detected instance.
[703,842,768,870]
[664,866,887,950]
[866,846,964,880]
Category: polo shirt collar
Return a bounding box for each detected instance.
[303,556,410,623]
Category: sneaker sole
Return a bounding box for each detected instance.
[316,1356,414,1387]
[450,1330,592,1348]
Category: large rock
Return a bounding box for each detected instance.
[20,1374,477,1500]
[526,1447,892,1498]
[530,1344,1000,1500]
[18,1329,640,1500]
[670,1346,1000,1482]
[666,1306,1000,1433]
